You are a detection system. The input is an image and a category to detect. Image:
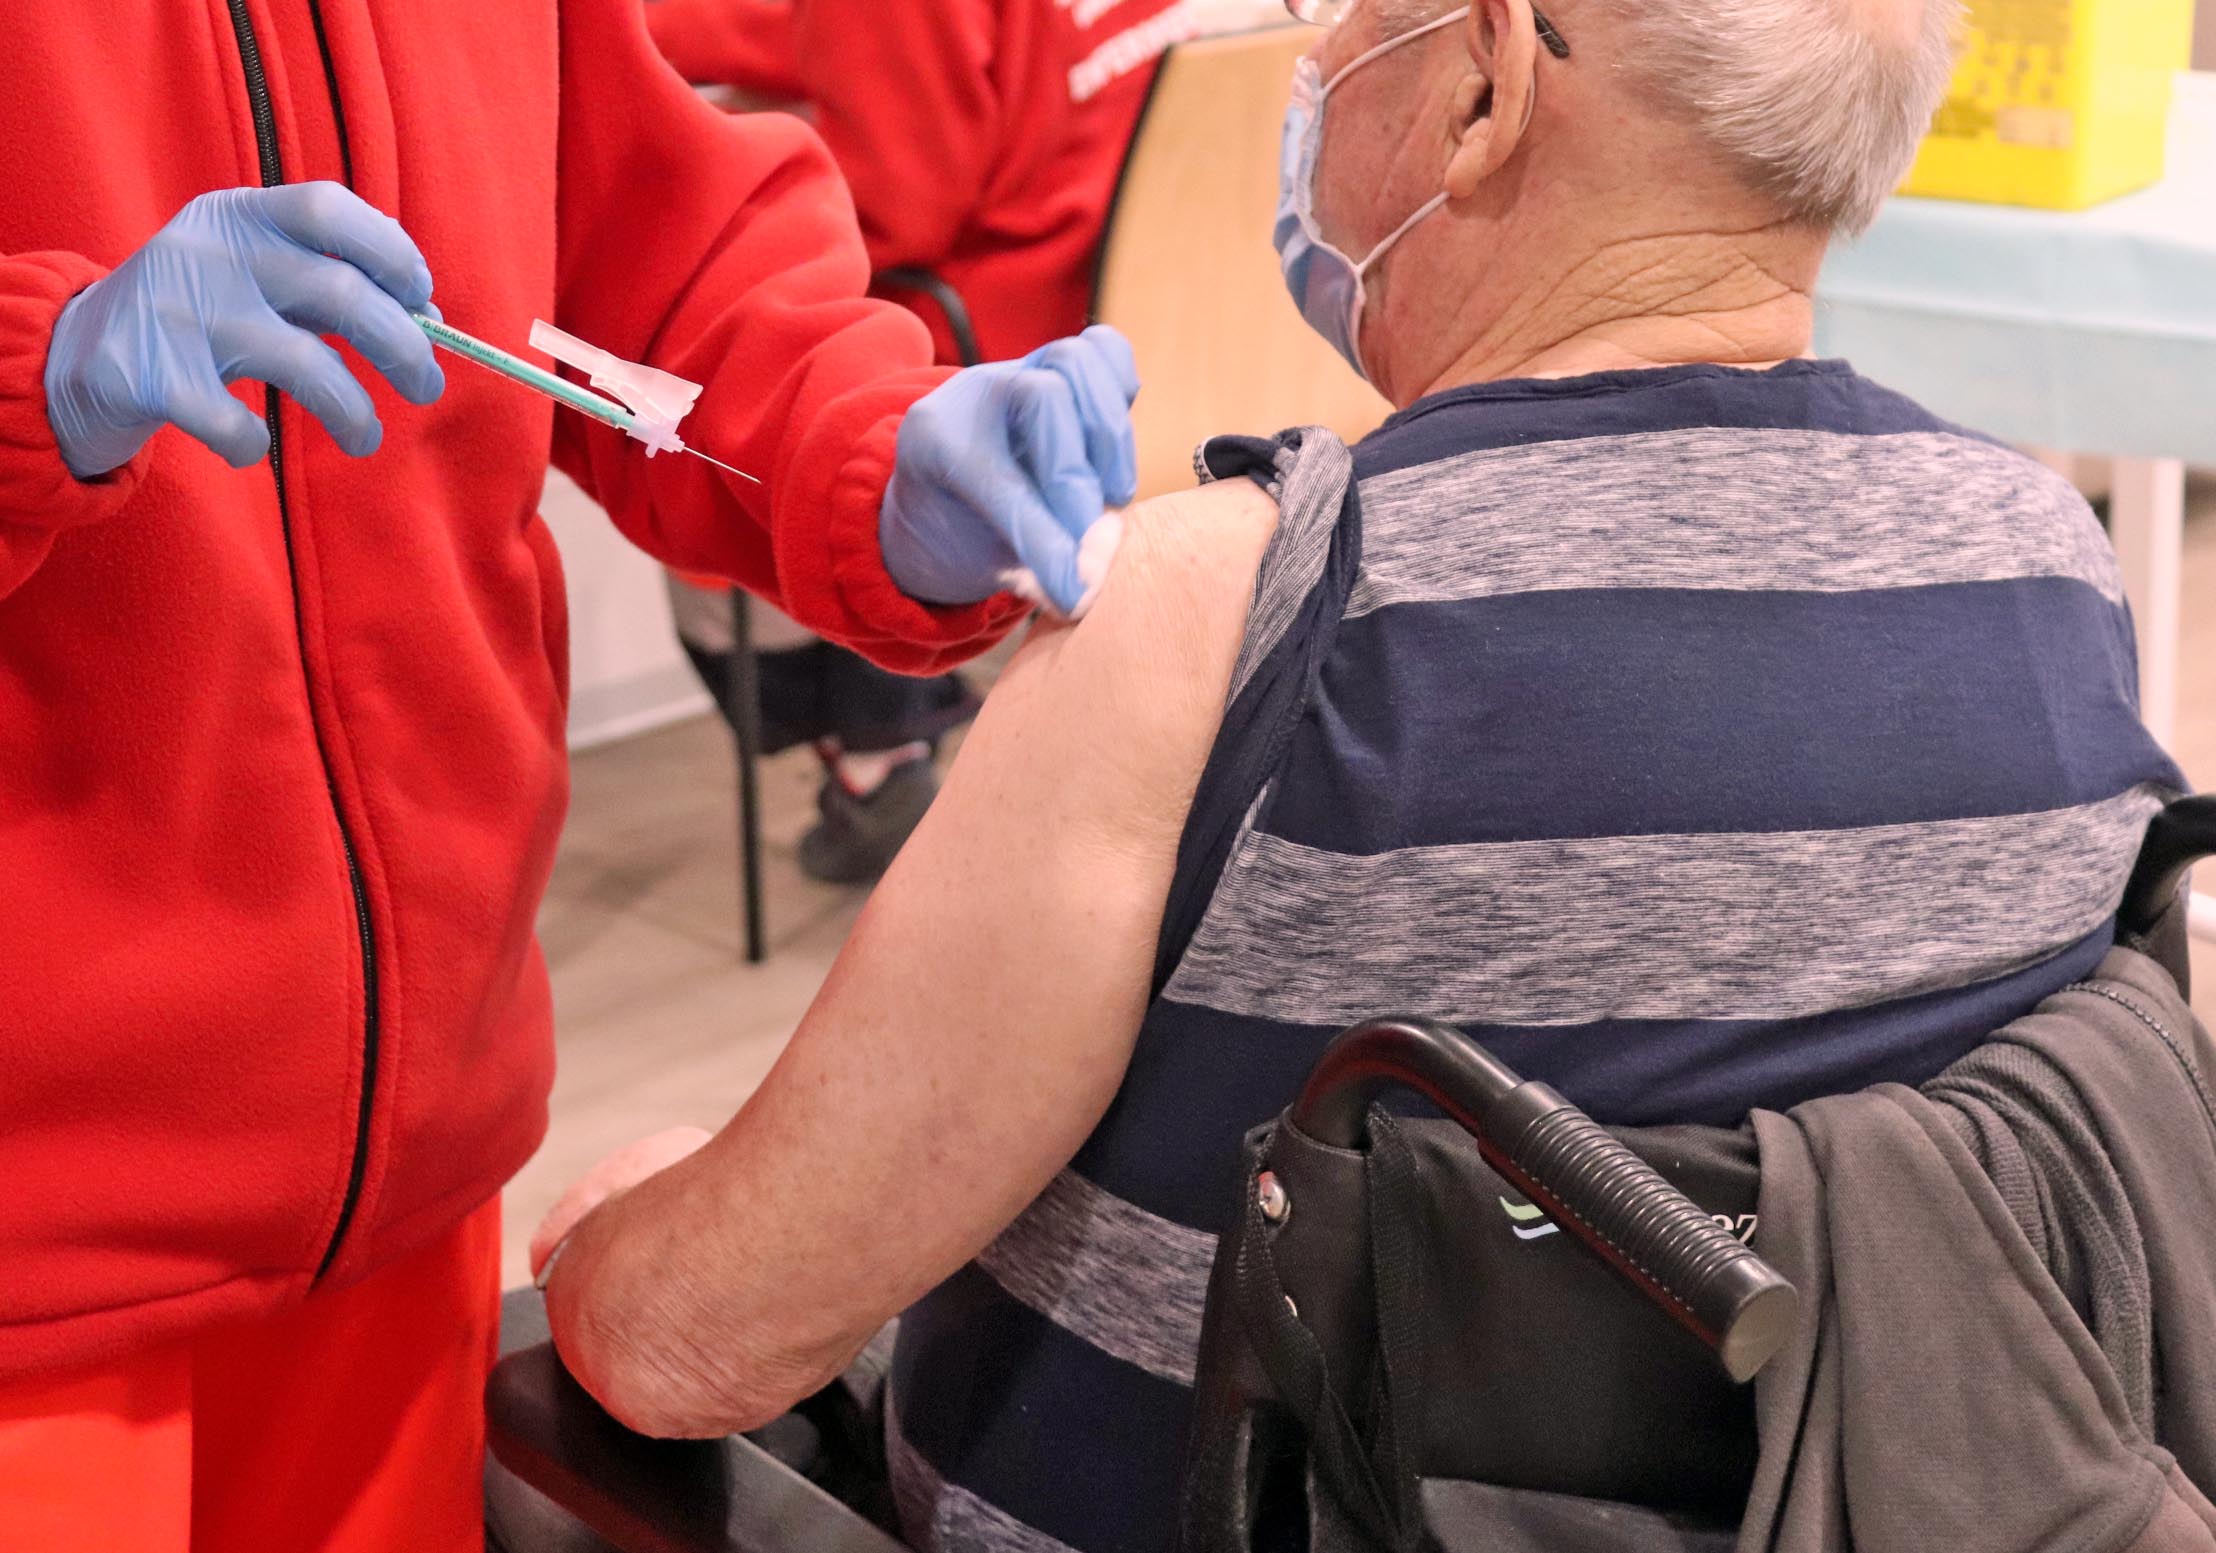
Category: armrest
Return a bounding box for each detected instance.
[487,1293,907,1553]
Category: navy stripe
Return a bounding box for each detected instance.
[1354,359,1966,478]
[1075,927,2114,1231]
[894,1264,1193,1553]
[1263,577,2169,852]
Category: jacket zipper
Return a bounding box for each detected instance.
[2068,977,2216,1140]
[223,0,382,1284]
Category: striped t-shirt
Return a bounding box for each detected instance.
[888,361,2186,1553]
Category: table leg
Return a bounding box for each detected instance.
[2108,457,2184,748]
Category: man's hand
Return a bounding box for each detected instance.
[529,1125,714,1283]
[879,324,1139,615]
[45,183,446,478]
[539,1127,841,1439]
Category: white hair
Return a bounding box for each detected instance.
[1608,0,1964,233]
[1376,0,1961,232]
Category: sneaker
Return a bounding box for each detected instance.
[798,756,942,885]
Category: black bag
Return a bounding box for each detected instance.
[1183,798,2215,1553]
[1180,1092,1772,1553]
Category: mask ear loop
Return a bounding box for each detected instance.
[1313,3,1488,376]
[1353,191,1451,276]
[1320,2,1478,274]
[1346,177,1454,377]
[1319,3,1473,93]
[1365,6,1546,268]
[1358,75,1537,278]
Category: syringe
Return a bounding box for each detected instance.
[411,313,758,482]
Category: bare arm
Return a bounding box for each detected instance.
[544,477,1280,1437]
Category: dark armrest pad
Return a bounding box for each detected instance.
[487,1335,907,1553]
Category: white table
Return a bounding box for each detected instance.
[1817,77,2214,941]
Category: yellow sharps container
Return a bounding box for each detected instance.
[1902,0,2198,209]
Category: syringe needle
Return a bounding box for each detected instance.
[683,444,762,484]
[412,313,767,484]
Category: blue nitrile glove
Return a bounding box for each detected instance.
[45,183,446,479]
[880,324,1140,615]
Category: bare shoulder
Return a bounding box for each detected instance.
[1113,476,1282,587]
[1061,477,1282,677]
[968,478,1282,852]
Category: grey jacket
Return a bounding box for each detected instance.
[1743,948,2216,1552]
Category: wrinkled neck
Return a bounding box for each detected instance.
[1382,222,1825,402]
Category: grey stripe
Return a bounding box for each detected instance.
[976,1168,1214,1387]
[1228,428,1353,702]
[1346,429,2121,617]
[888,1391,1081,1553]
[1163,786,2168,1026]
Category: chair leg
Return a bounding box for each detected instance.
[727,591,768,965]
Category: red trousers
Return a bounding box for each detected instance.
[0,1200,500,1552]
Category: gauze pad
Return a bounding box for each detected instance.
[999,512,1125,621]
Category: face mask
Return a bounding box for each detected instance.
[1274,6,1471,381]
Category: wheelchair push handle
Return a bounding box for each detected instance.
[1292,1019,1798,1383]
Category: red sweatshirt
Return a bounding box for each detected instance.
[649,0,1199,364]
[0,0,1030,1382]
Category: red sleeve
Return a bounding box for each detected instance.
[0,252,148,600]
[645,0,806,100]
[551,0,1026,673]
[790,0,1000,274]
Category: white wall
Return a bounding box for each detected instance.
[538,469,713,749]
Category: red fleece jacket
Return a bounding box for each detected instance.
[649,0,1196,364]
[0,0,1030,1381]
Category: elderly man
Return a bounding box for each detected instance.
[540,0,2184,1547]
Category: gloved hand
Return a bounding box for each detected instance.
[45,182,446,479]
[880,324,1139,616]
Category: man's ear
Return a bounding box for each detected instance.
[1445,0,1539,199]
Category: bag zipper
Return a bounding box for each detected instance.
[222,0,381,1284]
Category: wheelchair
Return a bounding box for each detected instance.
[485,796,2215,1553]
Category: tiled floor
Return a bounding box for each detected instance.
[508,489,2216,1286]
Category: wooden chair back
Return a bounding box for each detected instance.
[1094,24,1392,499]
